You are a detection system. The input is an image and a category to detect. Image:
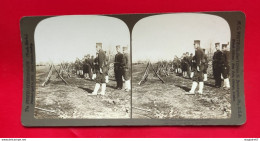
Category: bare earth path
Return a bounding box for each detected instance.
[35,66,130,119]
[132,64,231,119]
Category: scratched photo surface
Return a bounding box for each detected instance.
[132,13,232,119]
[34,15,131,119]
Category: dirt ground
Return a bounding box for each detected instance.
[132,63,231,119]
[35,65,130,119]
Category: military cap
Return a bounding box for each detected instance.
[222,44,228,49]
[215,42,220,46]
[96,42,102,47]
[194,40,200,45]
[123,46,128,50]
[116,45,120,48]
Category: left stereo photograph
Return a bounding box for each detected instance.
[22,15,131,120]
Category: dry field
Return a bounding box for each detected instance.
[132,63,231,119]
[35,65,130,119]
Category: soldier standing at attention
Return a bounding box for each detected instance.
[114,45,124,90]
[221,43,230,89]
[89,55,94,79]
[122,46,131,92]
[104,51,110,83]
[213,43,223,88]
[187,40,205,94]
[181,53,187,77]
[189,53,195,78]
[89,43,107,96]
[202,49,208,81]
[185,52,191,78]
[83,54,93,79]
[92,53,99,80]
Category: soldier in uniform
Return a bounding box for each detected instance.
[122,46,131,92]
[181,53,187,77]
[114,45,124,89]
[187,40,205,94]
[213,42,223,88]
[186,52,191,78]
[202,49,208,81]
[83,54,93,79]
[92,53,99,80]
[104,51,110,83]
[221,43,230,89]
[90,55,94,76]
[90,43,108,95]
[189,53,195,78]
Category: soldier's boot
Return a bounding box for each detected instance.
[99,83,106,95]
[89,83,100,95]
[203,74,208,81]
[198,82,204,94]
[92,74,96,80]
[190,72,194,78]
[187,82,198,94]
[224,78,230,89]
[223,78,227,88]
[125,80,131,92]
[105,76,109,83]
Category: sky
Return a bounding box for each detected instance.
[35,15,130,64]
[132,13,231,63]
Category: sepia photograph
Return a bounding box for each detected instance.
[34,15,131,119]
[132,13,231,119]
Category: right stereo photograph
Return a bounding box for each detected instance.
[132,13,231,119]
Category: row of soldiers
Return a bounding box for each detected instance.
[173,49,209,82]
[180,40,230,94]
[74,43,131,96]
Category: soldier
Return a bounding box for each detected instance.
[181,53,187,77]
[187,40,205,94]
[186,52,191,78]
[89,43,108,95]
[122,46,131,92]
[189,53,195,78]
[92,53,99,80]
[221,43,230,89]
[104,51,110,83]
[114,45,124,89]
[202,49,208,81]
[213,42,223,88]
[90,55,94,74]
[83,54,93,79]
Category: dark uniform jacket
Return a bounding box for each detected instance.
[93,57,98,73]
[213,50,223,68]
[114,52,123,70]
[89,58,94,68]
[222,50,230,68]
[194,47,204,70]
[97,49,107,73]
[203,54,208,68]
[122,53,130,69]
